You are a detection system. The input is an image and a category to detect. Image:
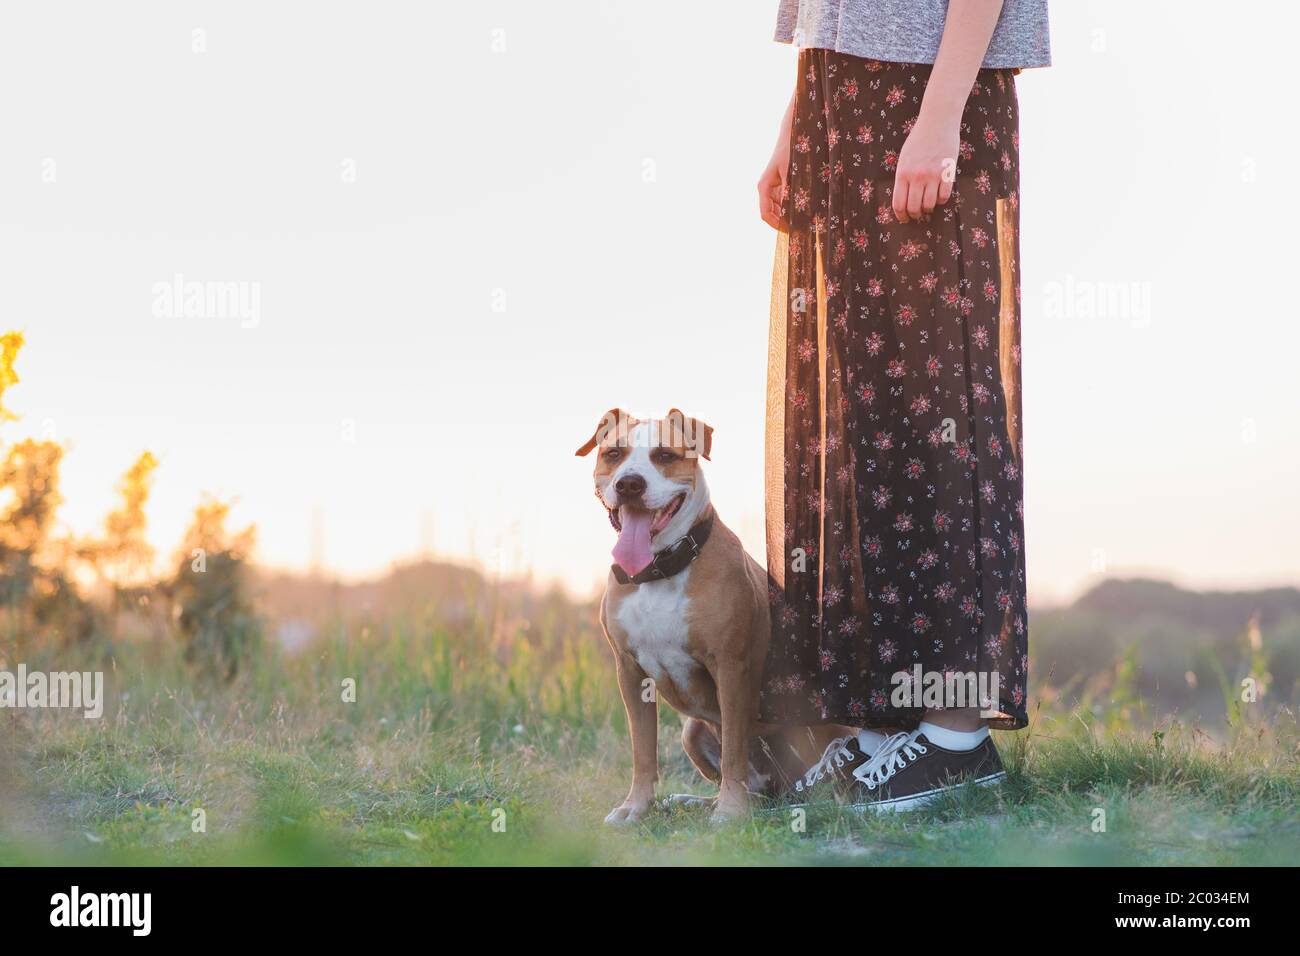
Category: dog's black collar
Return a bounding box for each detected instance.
[611,511,714,586]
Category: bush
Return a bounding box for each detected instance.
[168,499,262,680]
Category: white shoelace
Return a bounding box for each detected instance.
[852,730,928,791]
[794,735,858,792]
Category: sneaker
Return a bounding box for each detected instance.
[842,729,1006,813]
[786,733,879,803]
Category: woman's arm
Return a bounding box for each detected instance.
[893,0,1005,222]
[758,89,796,230]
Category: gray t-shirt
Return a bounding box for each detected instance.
[775,0,1050,69]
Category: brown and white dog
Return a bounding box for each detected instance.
[577,408,849,823]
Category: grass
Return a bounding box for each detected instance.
[2,614,1298,867]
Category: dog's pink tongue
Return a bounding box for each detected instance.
[612,508,655,576]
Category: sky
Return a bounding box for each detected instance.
[1,1,1297,606]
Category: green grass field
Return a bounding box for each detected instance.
[4,614,1298,869]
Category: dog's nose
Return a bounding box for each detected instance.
[615,474,646,499]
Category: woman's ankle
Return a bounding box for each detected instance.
[920,708,984,733]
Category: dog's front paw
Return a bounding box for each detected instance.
[709,785,751,824]
[603,799,653,826]
[709,803,750,824]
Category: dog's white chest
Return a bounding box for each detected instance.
[614,571,701,701]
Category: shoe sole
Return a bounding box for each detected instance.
[776,770,1005,814]
[849,770,1006,814]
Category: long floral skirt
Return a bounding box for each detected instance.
[760,50,1028,730]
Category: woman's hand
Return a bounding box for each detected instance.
[758,93,796,229]
[892,112,961,223]
[891,0,1005,223]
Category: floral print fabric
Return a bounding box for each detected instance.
[761,50,1028,729]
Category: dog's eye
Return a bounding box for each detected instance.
[603,447,623,462]
[651,448,679,465]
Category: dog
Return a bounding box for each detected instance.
[577,408,851,823]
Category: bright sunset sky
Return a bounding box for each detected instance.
[1,1,1297,605]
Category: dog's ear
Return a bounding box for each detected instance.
[665,408,714,460]
[575,408,628,457]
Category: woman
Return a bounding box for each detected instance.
[757,0,1049,811]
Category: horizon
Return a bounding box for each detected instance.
[255,556,1300,615]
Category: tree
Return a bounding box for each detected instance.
[0,334,96,646]
[0,331,22,421]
